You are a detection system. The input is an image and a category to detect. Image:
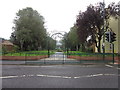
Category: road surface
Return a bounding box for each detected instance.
[1,52,119,88]
[2,64,119,88]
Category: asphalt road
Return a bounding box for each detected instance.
[2,64,119,88]
[1,52,119,88]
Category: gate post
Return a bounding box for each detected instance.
[63,52,65,64]
[47,36,50,58]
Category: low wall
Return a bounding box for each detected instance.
[1,55,48,60]
[68,56,120,62]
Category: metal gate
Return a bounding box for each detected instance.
[25,52,65,65]
[25,51,82,65]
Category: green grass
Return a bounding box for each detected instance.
[65,51,119,57]
[3,50,55,56]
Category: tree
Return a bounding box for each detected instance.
[60,33,68,51]
[76,11,91,52]
[76,2,120,53]
[67,25,80,51]
[10,7,47,51]
[47,36,56,50]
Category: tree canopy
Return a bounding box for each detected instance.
[10,7,47,51]
[67,25,79,51]
[76,2,120,52]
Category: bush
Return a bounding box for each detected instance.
[86,48,93,53]
[13,45,20,52]
[56,49,63,52]
[2,45,7,54]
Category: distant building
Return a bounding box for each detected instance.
[0,39,14,52]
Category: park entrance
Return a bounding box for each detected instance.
[25,31,77,65]
[25,31,115,65]
[25,31,83,65]
[45,32,67,64]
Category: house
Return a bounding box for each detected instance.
[0,39,14,52]
[94,16,120,53]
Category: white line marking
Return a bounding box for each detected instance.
[0,76,19,79]
[62,76,71,79]
[21,75,26,77]
[73,73,118,79]
[106,64,120,70]
[36,74,71,79]
[117,68,120,70]
[1,73,119,79]
[74,74,103,79]
[105,64,113,68]
[46,75,62,78]
[92,74,103,76]
[74,77,80,79]
[36,74,47,77]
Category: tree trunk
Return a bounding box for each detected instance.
[76,45,78,51]
[97,37,101,53]
[81,43,85,52]
[20,41,23,51]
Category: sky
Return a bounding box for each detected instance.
[0,0,119,39]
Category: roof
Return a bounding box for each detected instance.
[1,40,13,46]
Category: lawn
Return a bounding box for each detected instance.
[3,50,55,56]
[65,51,119,57]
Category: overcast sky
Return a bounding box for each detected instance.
[0,0,119,39]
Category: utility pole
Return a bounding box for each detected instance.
[102,0,105,61]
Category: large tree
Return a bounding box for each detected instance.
[67,25,79,51]
[76,2,120,53]
[10,7,47,51]
[47,36,56,50]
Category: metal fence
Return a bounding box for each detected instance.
[2,52,119,65]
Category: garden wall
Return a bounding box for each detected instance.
[1,55,48,60]
[68,56,120,64]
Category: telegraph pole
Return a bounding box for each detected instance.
[102,0,105,61]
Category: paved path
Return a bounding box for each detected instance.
[25,52,79,65]
[41,52,75,60]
